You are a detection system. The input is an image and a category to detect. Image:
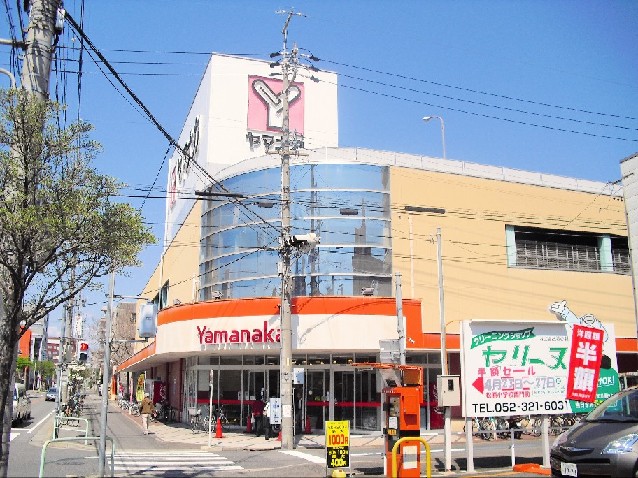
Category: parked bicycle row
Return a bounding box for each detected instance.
[470,414,583,440]
[117,396,178,423]
[188,404,230,433]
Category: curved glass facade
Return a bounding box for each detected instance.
[199,163,392,300]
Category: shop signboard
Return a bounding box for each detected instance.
[269,397,282,426]
[460,320,617,417]
[566,324,604,403]
[325,420,350,469]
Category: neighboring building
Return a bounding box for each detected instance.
[116,54,637,431]
[18,315,49,388]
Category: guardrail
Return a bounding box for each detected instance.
[39,436,115,478]
[52,414,90,443]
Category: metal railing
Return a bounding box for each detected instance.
[39,436,115,478]
[52,414,90,443]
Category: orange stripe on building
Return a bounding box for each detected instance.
[116,342,156,372]
[158,296,423,326]
[617,337,638,353]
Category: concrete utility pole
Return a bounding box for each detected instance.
[21,0,62,100]
[277,9,298,451]
[98,271,114,477]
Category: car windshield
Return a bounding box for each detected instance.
[587,388,638,422]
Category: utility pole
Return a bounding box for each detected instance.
[395,272,406,365]
[98,271,114,477]
[277,9,297,451]
[20,0,62,100]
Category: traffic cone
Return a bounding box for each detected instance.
[215,417,223,438]
[276,430,282,441]
[304,416,312,434]
[245,414,252,433]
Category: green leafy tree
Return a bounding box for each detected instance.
[15,356,32,382]
[34,360,56,389]
[0,89,155,474]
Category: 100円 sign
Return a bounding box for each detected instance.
[325,420,350,469]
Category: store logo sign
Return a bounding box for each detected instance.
[169,116,201,210]
[247,76,304,134]
[197,321,281,344]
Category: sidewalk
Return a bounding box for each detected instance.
[113,400,467,452]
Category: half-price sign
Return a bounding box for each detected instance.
[566,325,604,403]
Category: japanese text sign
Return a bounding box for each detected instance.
[566,325,604,403]
[461,320,618,417]
[325,420,350,469]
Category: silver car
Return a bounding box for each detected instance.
[12,384,31,423]
[45,387,57,401]
[551,386,638,477]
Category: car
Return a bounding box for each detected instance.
[12,383,31,423]
[551,386,638,477]
[45,387,57,402]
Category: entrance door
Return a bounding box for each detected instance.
[305,369,327,432]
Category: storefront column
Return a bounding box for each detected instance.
[329,366,335,421]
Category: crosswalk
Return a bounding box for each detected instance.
[113,451,243,476]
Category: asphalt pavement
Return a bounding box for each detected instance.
[42,391,551,477]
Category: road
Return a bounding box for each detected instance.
[8,391,551,477]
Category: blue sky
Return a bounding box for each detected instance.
[2,0,637,335]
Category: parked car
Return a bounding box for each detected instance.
[45,387,57,402]
[551,386,638,477]
[12,383,31,423]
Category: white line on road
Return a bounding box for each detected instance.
[27,410,54,434]
[280,449,325,464]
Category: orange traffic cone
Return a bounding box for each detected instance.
[276,430,282,441]
[215,417,223,438]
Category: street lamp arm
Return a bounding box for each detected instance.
[422,115,447,160]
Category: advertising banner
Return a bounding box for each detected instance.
[566,325,604,403]
[325,420,350,469]
[460,320,617,417]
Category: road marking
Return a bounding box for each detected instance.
[27,410,54,434]
[280,449,325,464]
[113,451,243,475]
[9,432,18,441]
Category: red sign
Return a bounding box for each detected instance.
[197,321,281,345]
[566,325,604,403]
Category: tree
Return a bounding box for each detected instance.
[0,89,155,475]
[34,360,56,389]
[15,356,32,385]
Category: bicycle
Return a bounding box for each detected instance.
[129,401,140,417]
[188,407,203,433]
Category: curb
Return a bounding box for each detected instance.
[512,463,551,475]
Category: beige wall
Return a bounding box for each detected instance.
[391,168,635,339]
[134,202,201,351]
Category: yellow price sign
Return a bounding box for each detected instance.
[325,420,350,468]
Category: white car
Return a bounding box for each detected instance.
[12,383,31,423]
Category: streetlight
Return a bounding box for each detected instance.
[403,206,451,471]
[422,116,447,160]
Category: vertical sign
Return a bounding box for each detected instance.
[269,397,282,425]
[326,420,350,469]
[566,325,604,403]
